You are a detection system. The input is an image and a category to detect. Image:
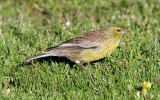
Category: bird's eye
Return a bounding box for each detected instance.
[117,29,121,32]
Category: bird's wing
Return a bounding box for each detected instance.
[47,30,105,50]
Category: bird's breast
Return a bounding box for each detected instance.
[79,40,120,62]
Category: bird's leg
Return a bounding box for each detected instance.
[79,63,91,75]
[76,61,96,84]
[76,61,92,75]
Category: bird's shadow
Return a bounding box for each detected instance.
[24,56,75,69]
[24,56,112,69]
[23,55,107,68]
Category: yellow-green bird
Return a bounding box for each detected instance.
[26,24,129,74]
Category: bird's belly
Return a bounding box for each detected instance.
[80,43,119,62]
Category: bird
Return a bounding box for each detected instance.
[26,24,129,75]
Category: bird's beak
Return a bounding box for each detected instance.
[122,29,130,34]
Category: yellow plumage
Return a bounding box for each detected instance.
[26,24,129,74]
[80,40,121,62]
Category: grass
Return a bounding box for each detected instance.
[0,0,160,99]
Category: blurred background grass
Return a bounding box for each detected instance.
[0,0,160,99]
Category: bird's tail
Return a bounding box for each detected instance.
[26,52,53,61]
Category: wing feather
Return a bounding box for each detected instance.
[47,30,105,50]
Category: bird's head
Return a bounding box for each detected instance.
[102,24,130,39]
